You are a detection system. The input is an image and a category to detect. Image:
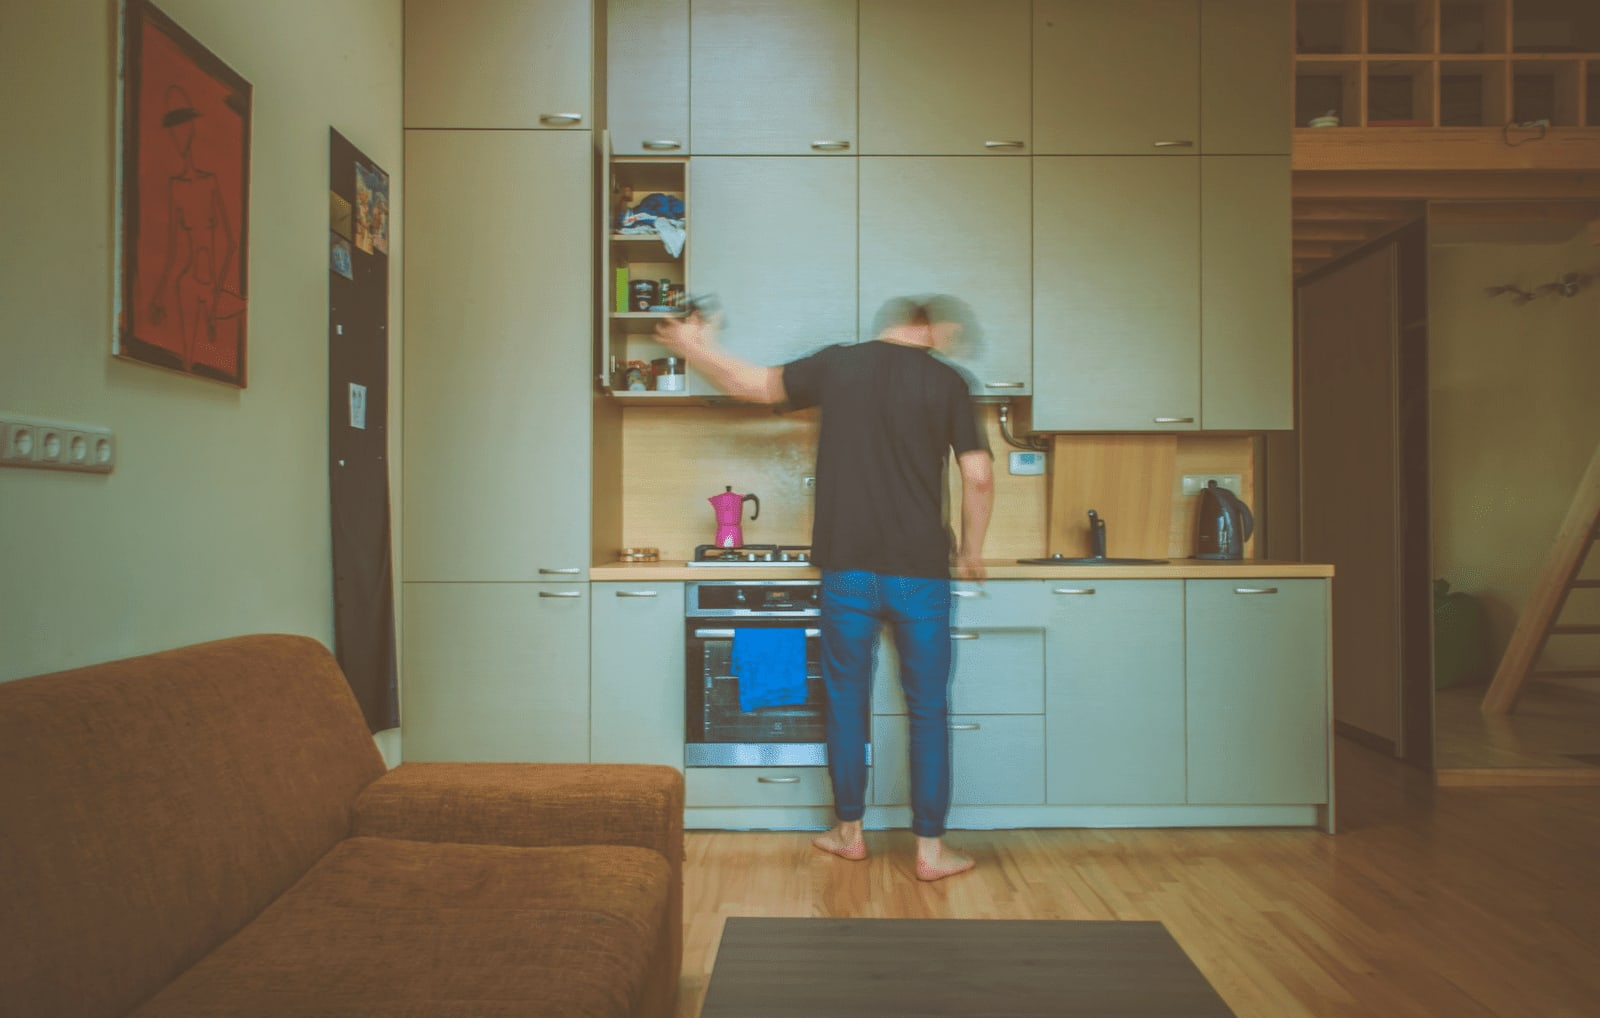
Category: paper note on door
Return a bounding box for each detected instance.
[349,383,367,430]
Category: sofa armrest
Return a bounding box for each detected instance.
[352,762,683,863]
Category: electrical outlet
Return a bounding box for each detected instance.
[0,414,115,473]
[1181,473,1242,497]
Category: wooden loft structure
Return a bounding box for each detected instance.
[1290,0,1600,277]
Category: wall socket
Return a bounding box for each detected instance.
[0,414,115,474]
[1181,473,1241,497]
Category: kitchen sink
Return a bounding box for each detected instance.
[1016,555,1169,565]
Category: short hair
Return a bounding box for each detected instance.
[870,293,983,356]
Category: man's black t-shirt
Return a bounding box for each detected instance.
[782,341,989,579]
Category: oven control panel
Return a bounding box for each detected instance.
[687,580,820,617]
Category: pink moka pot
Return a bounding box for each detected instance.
[708,486,760,548]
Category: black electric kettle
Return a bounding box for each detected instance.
[1195,481,1254,560]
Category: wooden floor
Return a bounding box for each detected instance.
[679,738,1600,1018]
[1434,676,1600,782]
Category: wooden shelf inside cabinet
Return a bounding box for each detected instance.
[604,154,689,396]
[610,311,680,333]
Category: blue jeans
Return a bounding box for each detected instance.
[819,569,953,838]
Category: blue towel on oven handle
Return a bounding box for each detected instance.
[731,628,809,713]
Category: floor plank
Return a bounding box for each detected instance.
[678,738,1600,1017]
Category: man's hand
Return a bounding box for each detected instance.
[954,551,987,583]
[654,310,716,356]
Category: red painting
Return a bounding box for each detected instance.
[117,0,252,387]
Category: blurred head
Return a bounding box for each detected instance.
[871,294,982,357]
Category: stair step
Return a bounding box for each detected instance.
[1550,625,1600,635]
[1532,669,1600,680]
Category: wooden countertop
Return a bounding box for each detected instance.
[589,560,1334,581]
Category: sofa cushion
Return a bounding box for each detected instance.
[0,635,387,1018]
[127,837,673,1018]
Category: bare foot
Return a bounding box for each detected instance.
[915,839,974,882]
[812,825,867,861]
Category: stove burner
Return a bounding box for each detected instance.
[691,544,812,566]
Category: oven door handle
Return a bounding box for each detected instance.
[693,628,821,639]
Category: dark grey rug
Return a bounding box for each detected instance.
[700,917,1235,1017]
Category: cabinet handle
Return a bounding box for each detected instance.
[950,632,980,641]
[984,381,1026,389]
[538,590,582,599]
[539,113,583,126]
[1152,140,1194,148]
[641,140,681,150]
[1052,587,1096,596]
[1153,417,1195,424]
[539,567,583,575]
[983,140,1026,149]
[758,775,801,784]
[694,628,822,639]
[951,589,985,599]
[949,723,982,731]
[615,590,659,598]
[811,140,851,151]
[1235,586,1279,595]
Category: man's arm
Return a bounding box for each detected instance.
[955,448,994,581]
[655,313,786,405]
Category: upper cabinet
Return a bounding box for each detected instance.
[690,0,857,155]
[1034,0,1290,155]
[859,0,1032,154]
[404,0,593,130]
[859,158,1032,395]
[607,0,689,155]
[1200,0,1291,154]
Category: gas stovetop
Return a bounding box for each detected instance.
[688,543,813,566]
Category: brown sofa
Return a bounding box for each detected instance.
[0,634,683,1018]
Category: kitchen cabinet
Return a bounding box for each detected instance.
[606,0,689,156]
[687,767,835,808]
[403,0,592,130]
[858,0,1031,155]
[858,158,1032,395]
[401,582,591,762]
[687,157,858,377]
[1200,156,1293,430]
[1032,156,1200,432]
[1045,580,1186,805]
[601,149,690,398]
[871,580,1048,807]
[1185,579,1330,805]
[404,130,592,579]
[590,582,685,766]
[1033,0,1290,156]
[690,0,857,156]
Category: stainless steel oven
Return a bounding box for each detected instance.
[685,579,866,767]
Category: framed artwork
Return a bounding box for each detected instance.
[115,0,252,387]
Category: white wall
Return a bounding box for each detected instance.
[0,0,403,749]
[1430,230,1600,667]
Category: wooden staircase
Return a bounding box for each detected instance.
[1293,199,1423,278]
[1482,438,1600,715]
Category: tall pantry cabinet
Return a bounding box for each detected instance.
[400,0,595,762]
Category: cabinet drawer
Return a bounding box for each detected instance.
[874,629,1044,715]
[950,580,1047,628]
[686,767,835,807]
[872,715,1045,806]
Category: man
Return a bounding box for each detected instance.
[655,296,994,881]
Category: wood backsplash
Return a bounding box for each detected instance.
[612,405,1254,563]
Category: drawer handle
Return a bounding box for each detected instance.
[811,140,851,151]
[1052,587,1096,595]
[694,628,822,639]
[758,775,801,784]
[983,140,1026,149]
[641,140,681,150]
[951,589,985,599]
[950,632,980,641]
[540,113,583,126]
[615,590,658,598]
[539,567,582,575]
[1153,417,1195,424]
[949,723,982,732]
[984,381,1026,389]
[538,590,582,599]
[1235,586,1279,595]
[1153,140,1194,148]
